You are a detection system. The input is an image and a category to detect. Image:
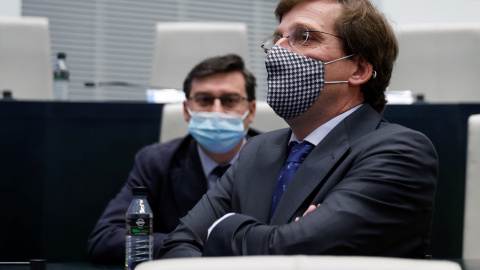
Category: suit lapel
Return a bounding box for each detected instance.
[244,129,291,224]
[270,126,350,224]
[270,104,382,224]
[170,138,208,216]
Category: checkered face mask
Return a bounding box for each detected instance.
[266,45,354,119]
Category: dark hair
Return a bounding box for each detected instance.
[275,0,398,113]
[183,54,256,101]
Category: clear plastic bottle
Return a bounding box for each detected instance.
[125,186,153,270]
[53,52,70,100]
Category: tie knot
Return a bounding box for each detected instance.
[286,141,314,163]
[212,164,231,178]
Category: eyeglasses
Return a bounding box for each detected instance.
[261,26,345,54]
[188,94,248,112]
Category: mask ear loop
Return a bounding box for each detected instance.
[186,106,193,116]
[324,54,356,65]
[323,54,356,84]
[241,107,250,120]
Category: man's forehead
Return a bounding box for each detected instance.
[190,71,247,95]
[275,0,342,34]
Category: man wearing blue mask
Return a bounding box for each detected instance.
[87,54,259,264]
[158,0,438,259]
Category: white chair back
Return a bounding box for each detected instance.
[137,255,461,270]
[463,114,480,259]
[150,22,250,90]
[389,23,480,103]
[249,101,288,132]
[0,16,52,100]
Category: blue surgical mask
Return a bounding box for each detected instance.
[187,108,249,154]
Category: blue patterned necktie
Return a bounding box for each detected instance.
[270,141,314,219]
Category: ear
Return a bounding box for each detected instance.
[247,100,256,125]
[183,100,191,122]
[349,55,374,86]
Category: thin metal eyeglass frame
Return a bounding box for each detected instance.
[261,27,345,54]
[187,96,248,111]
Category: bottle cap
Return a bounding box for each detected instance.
[132,186,147,196]
[2,90,13,99]
[57,52,66,59]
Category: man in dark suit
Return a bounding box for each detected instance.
[87,54,259,263]
[158,0,438,258]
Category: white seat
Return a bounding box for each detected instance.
[0,16,52,100]
[150,22,250,91]
[137,255,461,270]
[463,114,480,259]
[389,23,480,103]
[160,103,188,142]
[160,101,288,142]
[249,101,288,132]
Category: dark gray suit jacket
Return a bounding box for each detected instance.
[158,104,438,258]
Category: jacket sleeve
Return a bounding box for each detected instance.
[202,128,438,257]
[156,154,239,258]
[87,145,166,264]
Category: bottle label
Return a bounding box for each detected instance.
[126,217,152,236]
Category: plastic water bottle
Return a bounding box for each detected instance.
[53,52,70,100]
[125,186,153,270]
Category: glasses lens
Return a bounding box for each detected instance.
[191,94,246,112]
[220,95,244,110]
[261,35,281,53]
[289,26,309,47]
[192,95,214,109]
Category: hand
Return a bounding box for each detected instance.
[295,204,321,222]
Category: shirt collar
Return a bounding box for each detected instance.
[197,138,245,179]
[289,104,362,146]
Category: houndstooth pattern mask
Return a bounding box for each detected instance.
[266,45,354,120]
[266,45,325,119]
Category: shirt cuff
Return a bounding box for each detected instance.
[207,213,235,238]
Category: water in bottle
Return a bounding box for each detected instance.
[53,52,70,100]
[125,186,153,270]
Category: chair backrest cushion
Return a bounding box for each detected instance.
[0,16,52,100]
[150,22,249,91]
[137,255,461,270]
[463,114,480,259]
[389,23,480,103]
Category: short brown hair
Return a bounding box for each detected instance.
[183,54,256,101]
[275,0,398,113]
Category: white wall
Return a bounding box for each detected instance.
[378,0,480,25]
[0,0,21,16]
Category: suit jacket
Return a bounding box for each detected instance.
[158,104,438,258]
[87,129,260,264]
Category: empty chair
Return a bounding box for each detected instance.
[463,114,480,259]
[0,16,52,100]
[389,23,480,103]
[150,22,250,91]
[249,101,288,132]
[160,103,187,142]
